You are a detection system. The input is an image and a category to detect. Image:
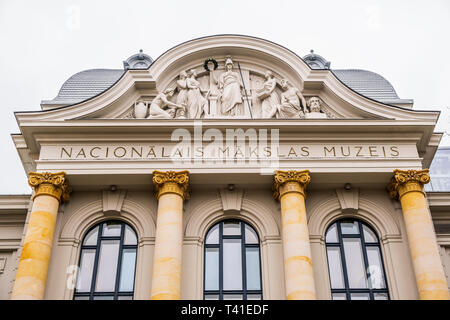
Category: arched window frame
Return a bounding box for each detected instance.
[73,220,138,300]
[325,219,390,300]
[203,219,263,300]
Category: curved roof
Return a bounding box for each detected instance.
[332,69,400,103]
[48,69,125,105]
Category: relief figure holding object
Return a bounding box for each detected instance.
[147,88,184,119]
[187,69,209,119]
[218,57,243,117]
[257,70,280,118]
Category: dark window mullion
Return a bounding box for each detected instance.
[336,221,351,300]
[241,222,247,300]
[89,222,104,300]
[219,222,223,300]
[359,220,373,300]
[114,223,126,300]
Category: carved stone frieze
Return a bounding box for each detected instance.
[124,57,340,120]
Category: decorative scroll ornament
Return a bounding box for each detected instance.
[152,170,190,200]
[387,169,430,199]
[272,170,311,200]
[28,171,71,203]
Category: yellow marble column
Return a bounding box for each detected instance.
[388,169,450,300]
[151,170,189,300]
[273,170,316,300]
[11,172,70,300]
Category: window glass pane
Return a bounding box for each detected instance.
[74,296,89,300]
[332,293,347,300]
[246,247,261,290]
[245,224,258,244]
[223,238,242,290]
[374,293,388,300]
[223,220,241,236]
[350,293,370,300]
[366,247,386,289]
[95,240,120,292]
[363,225,377,243]
[205,248,219,290]
[342,238,368,288]
[83,227,98,246]
[118,296,133,300]
[93,296,114,300]
[119,248,136,292]
[102,222,121,237]
[223,294,243,300]
[340,221,359,234]
[326,247,345,289]
[247,294,261,300]
[205,224,219,244]
[123,225,137,245]
[325,223,338,243]
[204,295,219,300]
[76,249,96,292]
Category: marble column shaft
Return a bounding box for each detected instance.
[11,172,70,300]
[273,170,316,300]
[150,170,189,300]
[388,169,450,300]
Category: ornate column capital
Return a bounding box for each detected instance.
[273,170,311,200]
[152,170,190,200]
[387,169,430,200]
[28,172,71,203]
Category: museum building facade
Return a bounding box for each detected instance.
[0,35,450,300]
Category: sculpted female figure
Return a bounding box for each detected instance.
[257,70,280,118]
[218,57,243,117]
[186,69,208,119]
[175,71,188,118]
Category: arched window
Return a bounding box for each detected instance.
[325,219,389,300]
[204,219,262,300]
[73,221,138,300]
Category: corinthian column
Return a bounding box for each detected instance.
[388,169,450,300]
[273,170,316,300]
[151,170,189,300]
[11,172,70,300]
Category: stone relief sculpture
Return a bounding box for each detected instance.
[218,57,243,117]
[175,71,188,118]
[133,101,148,119]
[305,96,327,118]
[126,56,332,120]
[257,71,281,118]
[146,88,184,119]
[186,69,209,119]
[308,96,322,112]
[277,79,307,118]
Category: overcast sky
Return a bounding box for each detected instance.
[0,0,449,194]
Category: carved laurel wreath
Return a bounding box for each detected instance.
[203,58,218,72]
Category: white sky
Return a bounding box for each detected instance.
[0,0,449,194]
